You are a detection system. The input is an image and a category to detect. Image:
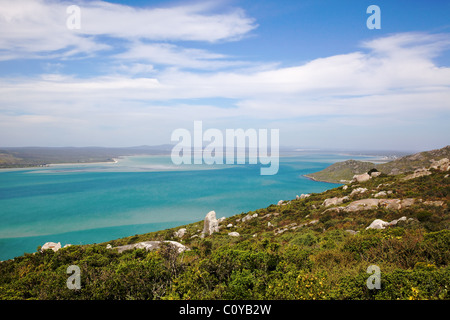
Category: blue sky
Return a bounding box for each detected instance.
[0,0,449,151]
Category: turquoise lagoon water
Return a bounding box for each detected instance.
[0,153,379,261]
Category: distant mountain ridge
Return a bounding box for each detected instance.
[305,145,450,183]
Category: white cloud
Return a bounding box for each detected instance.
[114,42,248,70]
[0,32,449,148]
[0,0,257,60]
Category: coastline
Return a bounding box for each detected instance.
[303,174,344,184]
[0,158,119,170]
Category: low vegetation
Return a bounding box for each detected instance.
[1,163,449,300]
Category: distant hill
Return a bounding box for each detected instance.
[0,145,174,168]
[304,159,377,183]
[305,145,450,183]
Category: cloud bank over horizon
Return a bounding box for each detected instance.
[0,0,449,151]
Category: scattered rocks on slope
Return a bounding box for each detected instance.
[242,213,258,222]
[111,241,189,254]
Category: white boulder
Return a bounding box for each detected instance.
[370,171,381,178]
[174,228,187,238]
[366,219,389,230]
[350,187,368,197]
[352,173,371,183]
[323,196,348,207]
[41,242,61,252]
[202,211,219,236]
[113,241,189,254]
[228,232,240,237]
[242,213,258,222]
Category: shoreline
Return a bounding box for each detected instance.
[0,158,120,170]
[303,174,344,184]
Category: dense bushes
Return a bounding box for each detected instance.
[1,226,448,300]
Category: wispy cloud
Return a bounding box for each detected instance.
[0,0,257,61]
[0,0,449,149]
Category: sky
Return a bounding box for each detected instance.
[0,0,449,151]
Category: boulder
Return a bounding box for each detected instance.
[366,216,409,230]
[350,187,368,197]
[174,228,187,238]
[202,211,219,236]
[113,241,188,254]
[277,200,284,206]
[374,191,387,198]
[227,223,233,228]
[41,242,61,252]
[242,213,258,222]
[352,173,371,183]
[403,168,431,180]
[389,216,407,226]
[370,171,382,178]
[344,199,379,212]
[323,196,348,207]
[228,232,240,237]
[379,199,402,210]
[366,219,389,230]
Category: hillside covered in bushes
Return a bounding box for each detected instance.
[0,157,449,300]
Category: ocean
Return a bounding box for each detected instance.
[0,153,379,261]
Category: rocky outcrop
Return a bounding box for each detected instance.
[202,211,219,236]
[174,228,187,238]
[296,194,311,200]
[403,168,432,180]
[350,187,368,197]
[242,213,258,222]
[323,198,418,213]
[370,171,381,178]
[323,196,348,207]
[366,216,408,230]
[343,199,380,212]
[112,241,189,254]
[373,190,392,197]
[366,219,389,230]
[351,173,371,183]
[423,200,445,206]
[41,242,61,252]
[430,158,450,171]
